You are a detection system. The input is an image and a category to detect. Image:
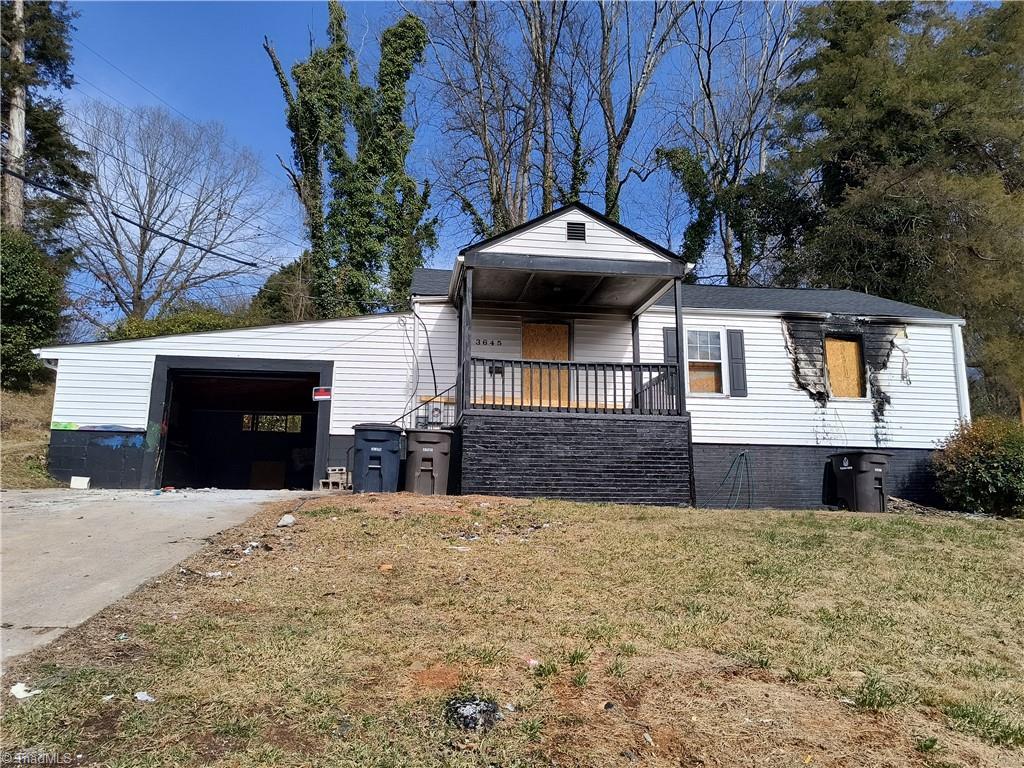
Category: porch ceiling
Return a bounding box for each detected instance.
[462,252,684,311]
[471,268,670,310]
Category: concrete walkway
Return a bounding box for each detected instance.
[0,488,311,668]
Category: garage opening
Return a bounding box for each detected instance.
[160,370,321,490]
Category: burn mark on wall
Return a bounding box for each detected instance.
[782,315,905,445]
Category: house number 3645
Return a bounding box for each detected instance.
[474,338,502,346]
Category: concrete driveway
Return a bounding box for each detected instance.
[0,488,310,668]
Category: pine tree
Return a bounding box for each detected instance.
[779,1,1024,410]
[1,0,90,249]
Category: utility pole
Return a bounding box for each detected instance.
[3,0,27,231]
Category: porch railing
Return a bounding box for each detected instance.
[468,357,680,416]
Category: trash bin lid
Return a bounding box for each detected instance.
[405,428,454,437]
[353,422,404,433]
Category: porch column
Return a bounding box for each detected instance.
[459,268,474,414]
[673,277,687,415]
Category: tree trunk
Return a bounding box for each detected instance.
[3,0,26,231]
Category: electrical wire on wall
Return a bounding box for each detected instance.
[699,450,753,509]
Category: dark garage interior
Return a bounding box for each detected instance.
[159,370,321,490]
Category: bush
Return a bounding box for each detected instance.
[0,230,62,390]
[933,418,1024,517]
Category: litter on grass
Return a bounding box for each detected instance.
[9,682,42,699]
[277,514,296,528]
[134,691,155,703]
[445,696,502,731]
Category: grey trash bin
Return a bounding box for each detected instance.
[404,429,453,495]
[826,451,892,513]
[352,423,403,493]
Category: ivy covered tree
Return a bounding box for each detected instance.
[265,2,435,317]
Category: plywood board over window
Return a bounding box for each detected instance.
[825,336,866,398]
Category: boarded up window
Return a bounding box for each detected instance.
[687,330,724,393]
[824,336,866,398]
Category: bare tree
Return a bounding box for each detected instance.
[591,0,691,221]
[517,0,569,213]
[67,101,273,330]
[673,0,799,283]
[422,1,539,236]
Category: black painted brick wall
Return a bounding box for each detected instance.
[48,430,146,489]
[692,443,940,508]
[459,413,692,505]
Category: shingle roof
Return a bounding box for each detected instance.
[410,267,958,321]
[411,267,454,296]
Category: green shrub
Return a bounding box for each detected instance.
[0,231,62,390]
[933,418,1024,517]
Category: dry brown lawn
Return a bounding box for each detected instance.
[1,383,59,489]
[2,493,1022,767]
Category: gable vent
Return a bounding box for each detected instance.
[566,221,586,241]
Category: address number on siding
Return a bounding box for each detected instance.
[473,338,503,346]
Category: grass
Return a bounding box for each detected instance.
[0,383,59,488]
[1,494,1022,767]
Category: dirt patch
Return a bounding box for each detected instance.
[411,664,462,690]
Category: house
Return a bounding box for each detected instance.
[34,203,970,507]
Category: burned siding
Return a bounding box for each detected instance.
[782,316,907,446]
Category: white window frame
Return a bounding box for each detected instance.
[683,326,730,397]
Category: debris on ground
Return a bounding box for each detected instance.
[377,563,394,574]
[277,514,296,528]
[444,695,502,731]
[114,632,129,641]
[101,694,116,702]
[134,691,155,703]
[9,682,42,699]
[886,496,992,519]
[241,540,266,555]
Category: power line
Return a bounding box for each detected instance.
[1,166,260,268]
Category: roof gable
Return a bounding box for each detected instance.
[460,203,678,263]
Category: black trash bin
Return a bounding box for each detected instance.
[825,451,892,513]
[404,429,453,495]
[351,423,403,493]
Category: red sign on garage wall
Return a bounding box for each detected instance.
[312,386,332,401]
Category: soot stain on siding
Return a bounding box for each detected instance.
[782,315,905,445]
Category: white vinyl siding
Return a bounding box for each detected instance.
[639,309,963,449]
[38,299,965,451]
[39,313,422,435]
[475,209,665,262]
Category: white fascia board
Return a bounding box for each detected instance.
[642,304,966,326]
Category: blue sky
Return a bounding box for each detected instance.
[66,1,681,286]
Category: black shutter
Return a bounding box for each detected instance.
[727,329,748,397]
[662,327,677,362]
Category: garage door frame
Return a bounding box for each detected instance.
[141,356,334,489]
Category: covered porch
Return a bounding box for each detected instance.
[453,252,690,418]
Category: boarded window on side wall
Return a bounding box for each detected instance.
[687,329,724,393]
[824,336,866,398]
